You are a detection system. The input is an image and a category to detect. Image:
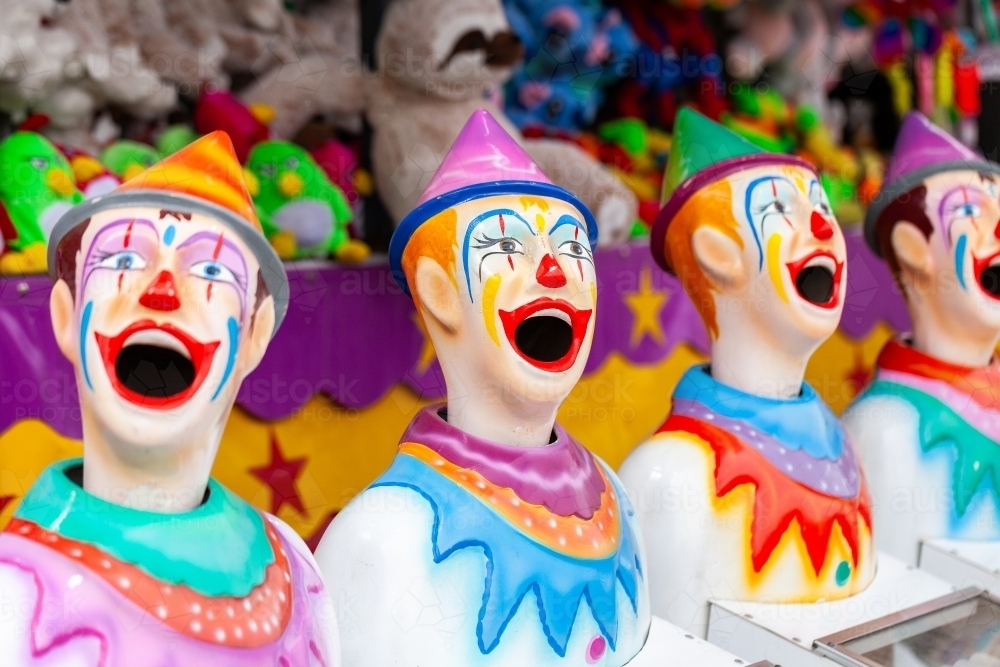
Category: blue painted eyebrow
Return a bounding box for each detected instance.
[461,208,534,301]
[744,176,794,270]
[549,214,585,237]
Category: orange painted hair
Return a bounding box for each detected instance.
[662,178,744,339]
[401,208,459,315]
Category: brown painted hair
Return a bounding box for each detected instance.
[873,184,933,286]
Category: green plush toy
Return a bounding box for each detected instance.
[100,140,162,182]
[246,141,369,263]
[0,132,84,274]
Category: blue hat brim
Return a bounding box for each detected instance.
[389,181,599,296]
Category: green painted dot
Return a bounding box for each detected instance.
[835,561,851,586]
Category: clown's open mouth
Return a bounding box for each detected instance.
[498,298,592,373]
[95,321,220,409]
[786,251,844,309]
[974,252,1000,299]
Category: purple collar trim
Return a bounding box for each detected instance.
[400,406,606,519]
[672,398,862,499]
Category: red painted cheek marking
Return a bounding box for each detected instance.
[577,259,584,281]
[124,219,134,248]
[499,213,506,235]
[810,211,834,240]
[117,273,123,293]
[206,283,214,303]
[507,255,514,271]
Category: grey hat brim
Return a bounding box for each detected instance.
[47,189,289,337]
[864,160,1000,257]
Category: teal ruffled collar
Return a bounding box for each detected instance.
[13,458,274,597]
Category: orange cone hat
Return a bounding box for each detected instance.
[116,132,262,232]
[48,131,288,332]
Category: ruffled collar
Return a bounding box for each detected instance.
[401,406,606,519]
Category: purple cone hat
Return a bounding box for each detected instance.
[865,111,1000,255]
[389,109,598,296]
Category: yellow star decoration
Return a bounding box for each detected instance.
[412,311,438,374]
[624,267,669,347]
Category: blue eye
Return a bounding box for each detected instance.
[98,251,146,271]
[190,260,236,283]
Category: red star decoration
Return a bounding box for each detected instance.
[846,347,874,397]
[251,431,308,517]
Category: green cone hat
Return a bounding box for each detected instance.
[651,108,814,273]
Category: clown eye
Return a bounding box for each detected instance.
[955,203,982,218]
[30,157,48,170]
[500,239,517,252]
[259,164,276,178]
[190,260,236,283]
[98,250,146,271]
[284,157,299,170]
[559,239,591,259]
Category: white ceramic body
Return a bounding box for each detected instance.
[843,394,1000,565]
[619,430,875,639]
[316,483,651,667]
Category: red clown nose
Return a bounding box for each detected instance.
[536,254,568,288]
[811,211,834,240]
[140,271,181,311]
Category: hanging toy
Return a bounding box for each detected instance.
[955,59,982,147]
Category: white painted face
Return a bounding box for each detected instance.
[728,164,847,346]
[919,170,1000,332]
[69,206,264,450]
[444,194,597,405]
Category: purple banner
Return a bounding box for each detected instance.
[0,232,909,439]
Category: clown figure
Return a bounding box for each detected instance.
[0,133,340,666]
[844,112,1000,563]
[315,110,651,666]
[618,109,875,638]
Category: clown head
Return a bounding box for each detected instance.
[47,133,287,492]
[651,109,846,392]
[390,110,597,445]
[866,112,1000,365]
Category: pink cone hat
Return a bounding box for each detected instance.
[390,109,597,296]
[865,111,1000,254]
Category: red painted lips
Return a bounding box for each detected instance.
[974,251,1000,300]
[498,298,592,373]
[95,320,220,409]
[786,250,844,309]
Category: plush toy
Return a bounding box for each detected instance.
[0,1,78,129]
[610,0,729,129]
[194,91,272,163]
[845,112,1000,564]
[157,124,201,156]
[620,109,875,638]
[362,0,638,245]
[502,1,639,134]
[310,139,369,207]
[246,140,369,263]
[0,132,341,666]
[316,108,652,667]
[59,144,121,197]
[101,140,162,182]
[0,132,84,274]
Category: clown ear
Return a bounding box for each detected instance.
[691,225,746,291]
[414,256,461,335]
[891,221,934,279]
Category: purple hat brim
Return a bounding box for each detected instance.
[650,154,816,274]
[863,159,1000,257]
